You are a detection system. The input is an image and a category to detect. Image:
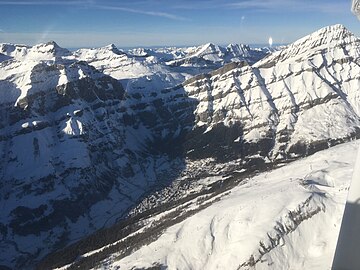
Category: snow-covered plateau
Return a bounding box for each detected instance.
[0,24,359,269]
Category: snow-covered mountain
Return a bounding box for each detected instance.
[166,42,274,68]
[0,41,71,62]
[72,42,274,94]
[0,43,130,268]
[0,40,204,268]
[127,46,187,61]
[95,140,358,270]
[73,44,166,80]
[180,24,360,162]
[0,24,359,269]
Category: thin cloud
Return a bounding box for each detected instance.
[0,0,190,21]
[0,0,93,5]
[169,0,348,14]
[172,0,227,10]
[239,15,245,28]
[93,5,190,21]
[228,0,349,14]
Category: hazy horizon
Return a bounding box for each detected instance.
[0,0,359,48]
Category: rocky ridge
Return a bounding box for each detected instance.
[180,24,360,162]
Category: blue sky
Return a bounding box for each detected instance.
[0,0,359,48]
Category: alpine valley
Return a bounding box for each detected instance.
[0,24,359,270]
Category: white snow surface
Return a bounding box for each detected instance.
[0,42,102,105]
[103,140,358,270]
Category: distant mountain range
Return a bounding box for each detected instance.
[0,24,359,269]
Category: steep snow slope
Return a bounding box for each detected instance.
[104,140,358,270]
[180,24,360,161]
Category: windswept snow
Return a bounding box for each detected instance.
[104,141,358,270]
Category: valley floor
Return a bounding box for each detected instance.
[101,140,358,270]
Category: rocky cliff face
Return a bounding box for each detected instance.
[0,24,359,269]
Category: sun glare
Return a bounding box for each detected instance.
[268,36,273,47]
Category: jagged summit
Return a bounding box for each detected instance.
[103,43,125,55]
[0,43,29,52]
[256,24,359,67]
[45,40,61,47]
[0,41,71,61]
[190,42,224,58]
[167,42,272,68]
[104,43,117,49]
[181,23,360,160]
[0,43,30,59]
[291,24,357,48]
[75,43,126,60]
[31,41,71,58]
[226,43,251,58]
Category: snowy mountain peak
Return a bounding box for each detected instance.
[45,40,61,47]
[226,43,251,57]
[294,24,356,47]
[104,43,117,49]
[0,43,30,59]
[256,24,359,67]
[0,41,71,61]
[321,24,352,36]
[203,42,217,49]
[31,41,71,58]
[194,42,224,57]
[104,43,124,55]
[227,43,249,50]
